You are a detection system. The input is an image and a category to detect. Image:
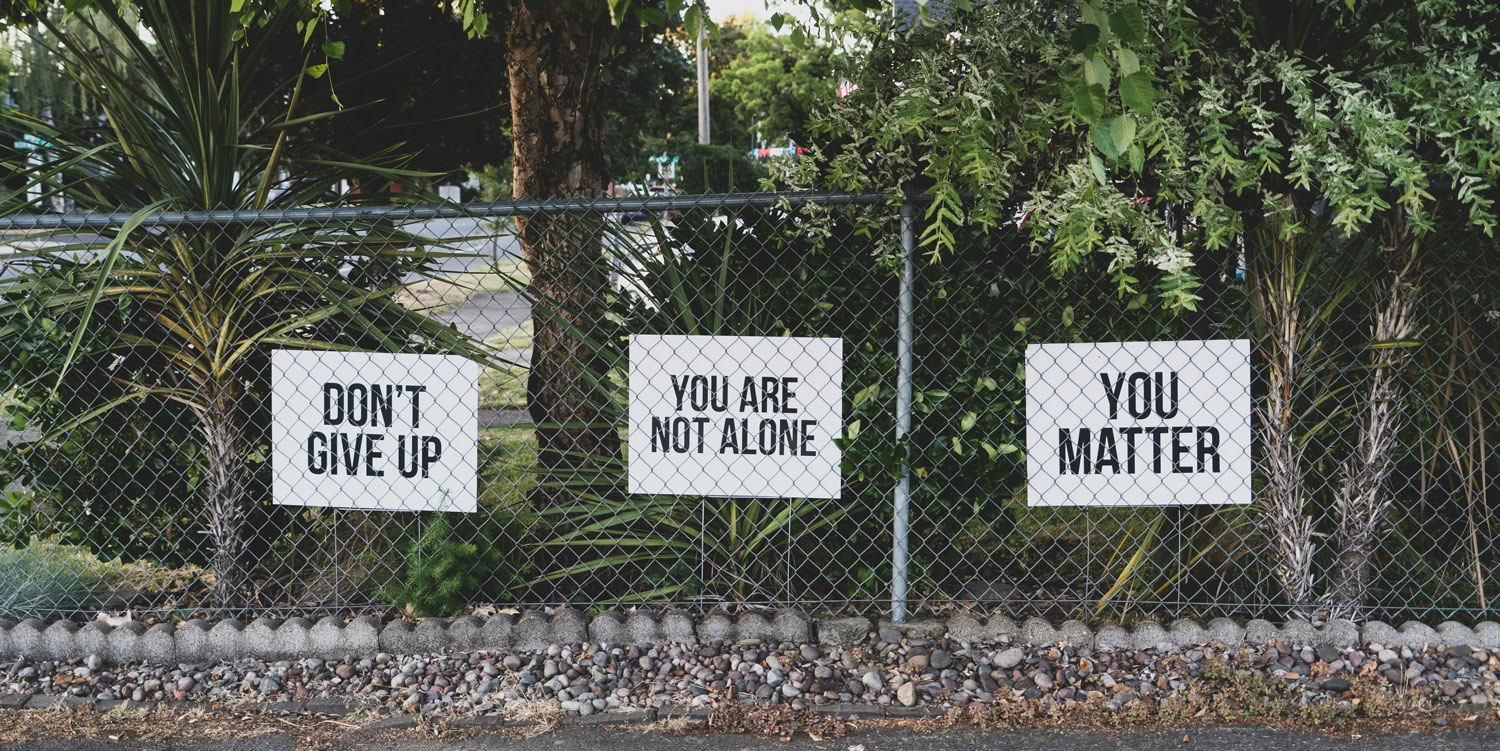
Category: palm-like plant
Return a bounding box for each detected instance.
[0,2,495,608]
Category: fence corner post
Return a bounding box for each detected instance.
[892,203,915,624]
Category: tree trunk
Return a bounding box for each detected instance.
[506,4,620,506]
[200,380,250,609]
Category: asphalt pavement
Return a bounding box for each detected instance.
[4,727,1497,751]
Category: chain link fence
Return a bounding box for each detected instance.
[1,192,1495,625]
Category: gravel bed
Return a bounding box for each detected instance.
[2,636,1496,720]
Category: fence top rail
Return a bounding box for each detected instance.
[0,191,891,231]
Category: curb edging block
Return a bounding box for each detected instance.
[1243,619,1279,646]
[944,614,984,645]
[206,619,244,663]
[379,621,415,654]
[77,622,112,661]
[1360,620,1400,647]
[1473,622,1500,649]
[276,618,314,660]
[1094,624,1131,651]
[10,620,44,659]
[0,619,15,659]
[41,620,79,661]
[771,610,811,643]
[412,618,451,653]
[482,613,513,651]
[107,622,146,664]
[511,611,551,651]
[1020,618,1059,646]
[1436,621,1478,649]
[142,623,175,663]
[1398,621,1438,650]
[624,612,660,645]
[1131,621,1169,650]
[1206,617,1244,646]
[243,619,283,660]
[448,616,485,651]
[662,611,696,645]
[308,617,344,658]
[551,609,588,645]
[589,612,626,646]
[175,620,210,663]
[1169,619,1208,648]
[1320,620,1359,648]
[1058,620,1093,648]
[735,612,771,643]
[696,613,733,644]
[815,617,869,646]
[346,616,380,655]
[1277,618,1318,647]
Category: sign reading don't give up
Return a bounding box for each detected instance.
[271,350,477,512]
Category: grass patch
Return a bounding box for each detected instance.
[480,363,529,411]
[479,426,538,512]
[397,259,529,315]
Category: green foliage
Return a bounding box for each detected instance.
[647,134,766,193]
[0,536,123,616]
[381,513,497,617]
[712,22,838,147]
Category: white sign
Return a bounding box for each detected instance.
[629,335,843,499]
[1025,339,1251,507]
[271,350,478,512]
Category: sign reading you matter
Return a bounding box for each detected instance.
[1025,339,1251,507]
[271,350,477,513]
[629,335,842,499]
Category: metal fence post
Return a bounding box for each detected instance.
[892,203,915,623]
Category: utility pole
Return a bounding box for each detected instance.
[697,23,710,145]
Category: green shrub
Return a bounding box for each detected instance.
[0,537,123,616]
[381,513,504,617]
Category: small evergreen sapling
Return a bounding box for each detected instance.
[381,513,486,617]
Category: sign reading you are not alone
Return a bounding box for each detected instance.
[1025,339,1252,507]
[271,350,478,513]
[628,335,843,499]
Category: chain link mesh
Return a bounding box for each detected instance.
[0,193,1495,625]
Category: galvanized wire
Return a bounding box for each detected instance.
[0,193,1494,625]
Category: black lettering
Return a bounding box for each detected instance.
[1147,426,1168,472]
[672,375,690,411]
[1059,428,1092,474]
[307,432,328,474]
[371,385,393,428]
[710,376,728,411]
[398,436,419,478]
[1196,426,1221,472]
[404,385,426,428]
[345,384,368,426]
[1127,372,1152,419]
[738,418,756,454]
[1095,427,1120,473]
[671,417,691,453]
[719,418,740,453]
[322,383,344,425]
[692,416,711,452]
[689,375,709,411]
[651,415,671,452]
[1171,427,1193,473]
[760,377,780,413]
[777,419,796,455]
[1155,371,1181,418]
[758,418,777,455]
[365,434,385,476]
[1120,427,1143,473]
[420,436,442,477]
[799,420,817,456]
[739,378,758,412]
[782,377,799,413]
[1100,373,1126,419]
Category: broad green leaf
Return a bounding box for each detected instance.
[1120,71,1156,112]
[1073,83,1106,124]
[1129,142,1145,173]
[1084,56,1110,93]
[306,63,329,79]
[960,411,978,431]
[1090,151,1108,186]
[1110,2,1147,44]
[1116,47,1140,75]
[320,41,345,60]
[1069,24,1100,53]
[1079,2,1108,28]
[1092,115,1136,159]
